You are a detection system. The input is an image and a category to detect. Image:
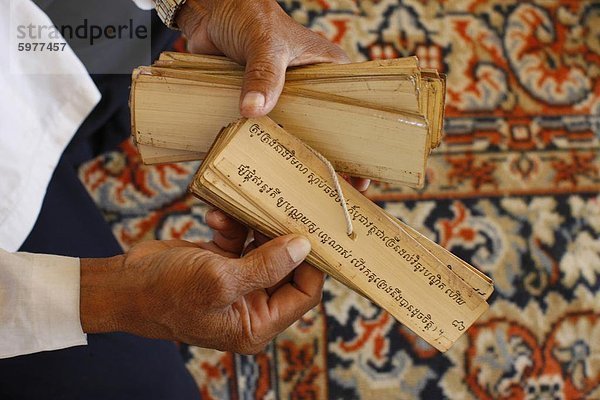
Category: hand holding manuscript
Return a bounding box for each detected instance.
[130,52,446,188]
[190,116,493,352]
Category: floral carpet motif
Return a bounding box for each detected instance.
[79,1,600,399]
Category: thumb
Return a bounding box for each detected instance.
[232,234,311,294]
[240,49,289,118]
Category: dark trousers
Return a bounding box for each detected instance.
[0,19,201,400]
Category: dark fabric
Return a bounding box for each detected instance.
[0,331,200,400]
[35,0,155,74]
[66,13,180,166]
[0,10,199,400]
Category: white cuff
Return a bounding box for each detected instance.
[132,0,156,10]
[0,251,86,359]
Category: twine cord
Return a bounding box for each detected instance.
[306,146,355,238]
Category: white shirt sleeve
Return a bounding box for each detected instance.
[0,1,98,357]
[132,0,155,10]
[0,249,86,359]
[0,1,101,251]
[0,0,155,358]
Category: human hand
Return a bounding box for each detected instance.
[80,212,323,353]
[175,0,350,117]
[176,0,371,192]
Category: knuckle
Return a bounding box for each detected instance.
[310,291,323,309]
[235,324,269,354]
[245,251,278,286]
[248,249,270,270]
[328,48,350,63]
[204,261,239,306]
[314,44,348,62]
[240,1,279,23]
[247,343,268,355]
[292,30,349,64]
[244,61,279,84]
[237,339,267,355]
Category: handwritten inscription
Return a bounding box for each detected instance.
[237,165,282,198]
[247,122,468,309]
[248,123,309,174]
[237,161,441,334]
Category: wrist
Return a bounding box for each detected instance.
[155,0,189,29]
[79,255,136,334]
[175,0,204,38]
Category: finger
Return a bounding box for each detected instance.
[265,266,298,296]
[242,234,294,295]
[350,177,371,193]
[268,263,325,315]
[289,31,351,66]
[232,234,311,294]
[246,263,325,337]
[341,174,370,193]
[206,209,249,254]
[241,243,294,296]
[240,47,289,117]
[205,208,241,232]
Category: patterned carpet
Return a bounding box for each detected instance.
[79,1,600,399]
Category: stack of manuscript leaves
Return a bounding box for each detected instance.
[190,116,493,352]
[131,52,446,188]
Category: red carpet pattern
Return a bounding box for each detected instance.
[80,1,600,398]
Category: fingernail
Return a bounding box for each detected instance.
[242,92,265,110]
[287,237,311,263]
